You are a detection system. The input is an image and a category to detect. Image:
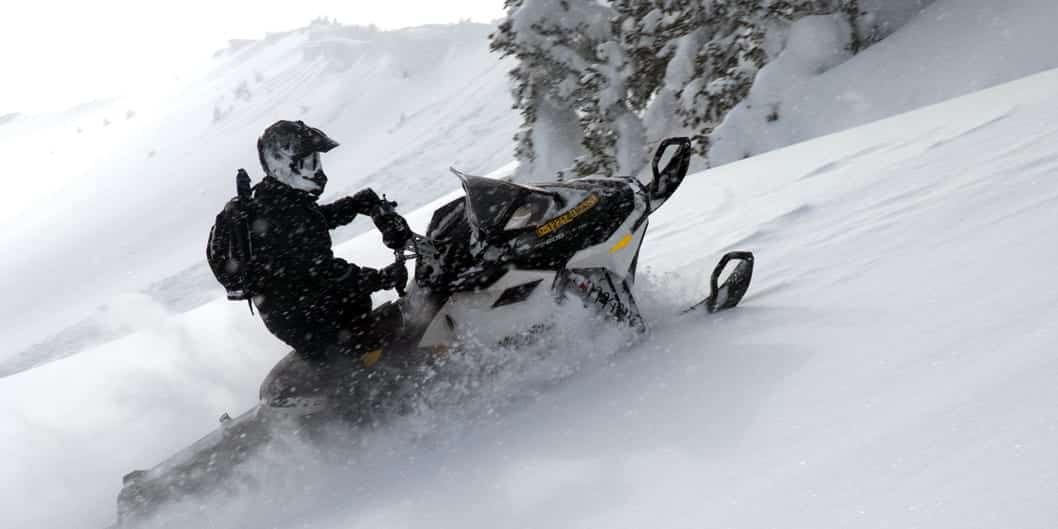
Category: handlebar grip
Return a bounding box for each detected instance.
[393,249,408,298]
[651,137,692,181]
[377,194,398,213]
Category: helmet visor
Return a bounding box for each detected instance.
[294,124,339,158]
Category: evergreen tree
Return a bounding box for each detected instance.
[644,0,870,157]
[493,0,878,174]
[491,0,645,180]
[611,1,670,112]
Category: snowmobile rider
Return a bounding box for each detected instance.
[251,120,413,361]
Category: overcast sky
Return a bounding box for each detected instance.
[0,0,505,114]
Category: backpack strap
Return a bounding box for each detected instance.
[234,169,256,314]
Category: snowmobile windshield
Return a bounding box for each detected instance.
[457,173,561,239]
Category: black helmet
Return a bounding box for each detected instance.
[257,120,340,195]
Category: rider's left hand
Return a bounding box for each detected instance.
[379,260,408,291]
[348,188,382,214]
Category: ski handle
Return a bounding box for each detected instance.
[710,251,754,296]
[647,137,693,210]
[681,250,755,314]
[651,137,692,180]
[234,168,256,313]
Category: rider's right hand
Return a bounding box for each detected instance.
[379,261,408,291]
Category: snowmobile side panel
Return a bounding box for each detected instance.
[507,180,637,270]
[418,269,559,349]
[563,187,649,281]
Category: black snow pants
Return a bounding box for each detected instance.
[258,300,415,417]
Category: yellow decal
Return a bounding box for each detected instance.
[609,233,633,254]
[361,348,383,367]
[535,193,599,237]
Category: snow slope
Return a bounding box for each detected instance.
[4,64,1058,528]
[0,22,518,374]
[711,0,1058,164]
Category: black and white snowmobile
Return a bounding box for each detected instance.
[114,137,754,524]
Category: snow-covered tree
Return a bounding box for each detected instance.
[493,0,879,174]
[637,1,819,156]
[574,35,646,178]
[611,1,672,111]
[491,0,644,180]
[621,0,879,159]
[664,1,770,155]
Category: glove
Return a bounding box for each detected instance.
[378,261,408,292]
[373,211,412,250]
[348,188,382,215]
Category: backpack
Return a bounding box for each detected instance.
[207,168,257,312]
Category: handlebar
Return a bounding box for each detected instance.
[390,233,426,298]
[376,194,399,215]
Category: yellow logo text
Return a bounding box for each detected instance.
[535,194,599,237]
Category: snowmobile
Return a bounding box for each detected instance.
[114,137,754,524]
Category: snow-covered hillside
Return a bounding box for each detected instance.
[0,22,518,374]
[5,61,1058,528]
[711,0,1058,163]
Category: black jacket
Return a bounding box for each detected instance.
[250,177,380,354]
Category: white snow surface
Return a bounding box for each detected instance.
[5,6,1058,528]
[710,0,1058,164]
[4,62,1058,528]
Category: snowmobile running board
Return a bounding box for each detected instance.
[686,251,755,314]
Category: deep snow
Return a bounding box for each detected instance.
[4,63,1058,528]
[4,6,1058,529]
